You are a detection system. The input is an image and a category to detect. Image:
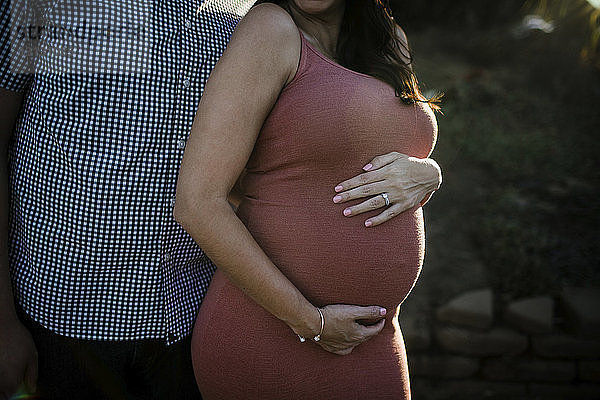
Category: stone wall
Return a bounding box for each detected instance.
[400,287,600,399]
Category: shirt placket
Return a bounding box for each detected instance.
[161,0,206,344]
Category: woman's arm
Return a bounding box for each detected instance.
[175,4,385,355]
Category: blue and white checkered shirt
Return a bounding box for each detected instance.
[1,0,252,344]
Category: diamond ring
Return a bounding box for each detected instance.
[381,192,390,207]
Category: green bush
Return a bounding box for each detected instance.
[410,9,600,299]
[526,0,600,68]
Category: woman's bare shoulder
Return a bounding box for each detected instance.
[226,3,300,82]
[234,3,299,48]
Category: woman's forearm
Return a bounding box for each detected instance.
[174,194,321,339]
[418,157,441,206]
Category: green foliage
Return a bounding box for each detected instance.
[411,20,600,299]
[392,0,600,69]
[525,0,600,68]
[479,204,560,297]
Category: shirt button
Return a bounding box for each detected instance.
[176,140,186,150]
[185,19,192,29]
[182,79,191,88]
[163,253,171,262]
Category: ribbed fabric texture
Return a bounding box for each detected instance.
[192,31,437,399]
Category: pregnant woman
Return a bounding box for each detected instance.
[175,0,439,398]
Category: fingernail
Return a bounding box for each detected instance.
[380,308,387,316]
[333,195,342,203]
[365,220,372,227]
[343,208,351,216]
[363,163,373,171]
[334,185,343,192]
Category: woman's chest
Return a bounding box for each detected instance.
[253,72,438,172]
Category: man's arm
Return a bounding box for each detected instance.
[0,87,38,398]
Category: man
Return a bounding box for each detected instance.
[0,0,441,398]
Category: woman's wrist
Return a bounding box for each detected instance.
[289,304,322,340]
[296,307,324,342]
[421,157,442,192]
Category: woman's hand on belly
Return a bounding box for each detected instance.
[332,152,442,227]
[315,305,387,355]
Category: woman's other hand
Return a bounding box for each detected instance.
[312,305,387,355]
[332,152,442,227]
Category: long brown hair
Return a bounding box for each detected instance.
[253,0,441,110]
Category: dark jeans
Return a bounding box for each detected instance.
[18,311,202,400]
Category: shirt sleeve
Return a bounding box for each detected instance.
[0,0,34,92]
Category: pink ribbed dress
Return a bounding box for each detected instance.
[191,32,438,399]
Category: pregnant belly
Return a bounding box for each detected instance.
[238,198,425,312]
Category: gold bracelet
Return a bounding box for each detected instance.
[297,307,325,343]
